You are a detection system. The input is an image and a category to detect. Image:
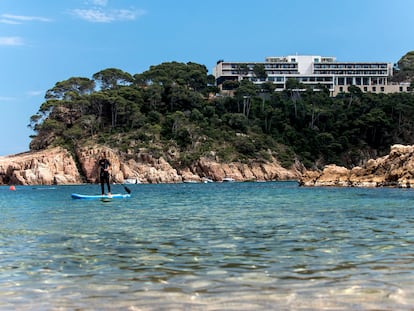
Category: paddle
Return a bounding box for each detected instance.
[108,173,131,194]
[106,176,131,194]
[122,184,131,194]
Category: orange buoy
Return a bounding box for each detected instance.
[9,185,16,191]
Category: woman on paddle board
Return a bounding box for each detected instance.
[98,153,111,196]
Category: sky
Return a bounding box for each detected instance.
[0,0,413,156]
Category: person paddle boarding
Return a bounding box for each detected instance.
[98,153,111,197]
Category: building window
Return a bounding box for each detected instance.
[339,87,343,92]
[380,87,385,92]
[372,87,376,92]
[364,87,368,92]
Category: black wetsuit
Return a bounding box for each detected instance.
[98,158,111,195]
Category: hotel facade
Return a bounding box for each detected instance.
[213,55,410,96]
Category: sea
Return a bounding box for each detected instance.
[0,181,413,311]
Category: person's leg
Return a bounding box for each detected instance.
[106,176,111,195]
[100,176,105,195]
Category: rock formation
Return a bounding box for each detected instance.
[0,147,82,185]
[300,144,414,188]
[5,144,414,187]
[188,157,302,182]
[0,145,303,185]
[75,146,183,184]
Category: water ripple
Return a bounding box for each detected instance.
[0,183,414,310]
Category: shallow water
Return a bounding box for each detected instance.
[0,182,413,310]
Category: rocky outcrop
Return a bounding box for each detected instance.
[75,146,183,184]
[0,147,82,185]
[187,157,302,182]
[0,145,303,185]
[300,144,414,188]
[7,144,414,187]
[75,145,303,184]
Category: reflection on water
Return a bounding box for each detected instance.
[0,182,414,310]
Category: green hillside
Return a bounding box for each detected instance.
[392,51,414,82]
[29,55,414,170]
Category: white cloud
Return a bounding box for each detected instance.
[72,8,145,23]
[0,36,24,46]
[0,18,21,25]
[0,96,17,102]
[27,90,44,97]
[0,91,42,103]
[72,9,112,23]
[91,0,108,6]
[0,14,52,24]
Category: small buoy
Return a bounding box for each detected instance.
[9,185,16,191]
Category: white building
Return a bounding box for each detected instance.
[213,55,410,96]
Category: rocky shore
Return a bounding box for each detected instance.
[3,144,414,187]
[0,145,303,185]
[0,147,82,185]
[299,144,414,188]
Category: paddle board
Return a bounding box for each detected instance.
[71,193,131,200]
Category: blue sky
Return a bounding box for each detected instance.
[0,0,413,155]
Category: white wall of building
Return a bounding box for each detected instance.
[287,55,318,75]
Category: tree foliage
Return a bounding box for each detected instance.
[391,51,414,82]
[29,60,414,169]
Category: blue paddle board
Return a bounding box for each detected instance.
[71,193,131,200]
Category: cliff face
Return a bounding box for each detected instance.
[75,145,304,184]
[0,147,82,185]
[0,145,303,185]
[300,144,414,188]
[75,146,184,184]
[4,145,414,188]
[5,144,414,187]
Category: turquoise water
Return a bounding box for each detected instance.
[1,182,413,310]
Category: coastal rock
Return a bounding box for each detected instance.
[4,143,414,187]
[189,157,302,182]
[0,147,82,185]
[0,145,302,185]
[75,146,183,184]
[74,148,303,184]
[300,144,414,187]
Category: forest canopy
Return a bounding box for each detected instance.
[29,58,414,169]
